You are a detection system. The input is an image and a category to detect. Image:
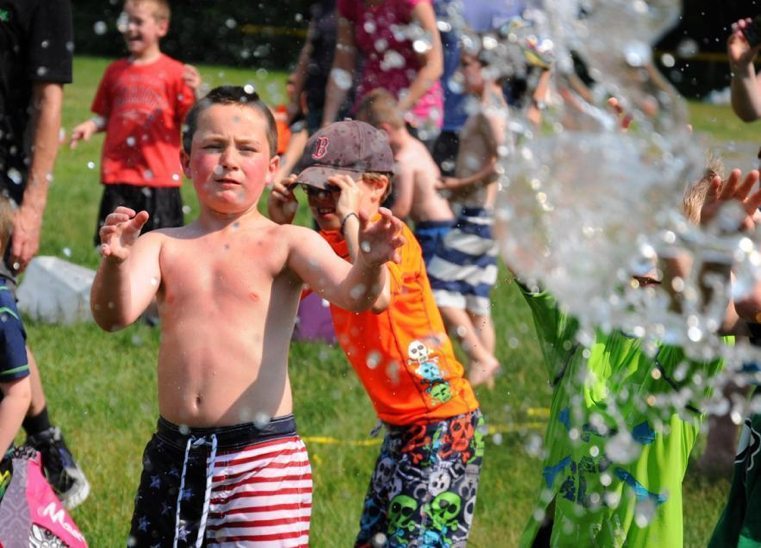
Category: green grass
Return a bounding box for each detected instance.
[26,55,745,545]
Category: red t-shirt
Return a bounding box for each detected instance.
[91,54,195,187]
[321,223,479,425]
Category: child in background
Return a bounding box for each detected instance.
[91,86,403,545]
[70,0,201,246]
[268,120,484,547]
[0,194,86,543]
[518,167,761,546]
[0,196,31,464]
[427,47,507,387]
[356,88,456,265]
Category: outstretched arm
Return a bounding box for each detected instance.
[397,2,444,116]
[287,209,404,312]
[696,169,761,334]
[91,207,162,331]
[321,16,356,127]
[728,18,761,122]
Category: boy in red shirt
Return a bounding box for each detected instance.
[269,120,484,547]
[70,0,201,245]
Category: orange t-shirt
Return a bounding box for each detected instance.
[320,223,479,425]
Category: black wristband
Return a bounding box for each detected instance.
[340,212,359,236]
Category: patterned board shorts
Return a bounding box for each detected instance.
[356,409,485,547]
[129,415,312,547]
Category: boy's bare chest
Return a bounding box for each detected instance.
[159,234,287,302]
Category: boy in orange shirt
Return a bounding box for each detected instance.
[269,120,484,547]
[70,0,201,245]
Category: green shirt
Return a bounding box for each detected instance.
[519,284,724,547]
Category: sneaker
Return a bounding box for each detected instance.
[26,426,90,509]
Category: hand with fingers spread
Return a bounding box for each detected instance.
[728,18,761,70]
[98,206,150,263]
[357,207,405,267]
[267,174,300,225]
[700,168,761,232]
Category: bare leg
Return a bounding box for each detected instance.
[438,306,500,387]
[696,381,745,477]
[26,346,47,416]
[468,311,496,355]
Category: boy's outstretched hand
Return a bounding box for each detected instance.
[700,168,761,232]
[99,206,150,262]
[357,207,405,267]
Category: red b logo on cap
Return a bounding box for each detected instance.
[312,136,329,160]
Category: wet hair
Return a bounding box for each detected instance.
[182,86,278,158]
[682,157,724,224]
[125,0,171,22]
[356,88,406,130]
[0,195,15,255]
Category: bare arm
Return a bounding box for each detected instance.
[321,16,357,127]
[397,2,444,115]
[287,209,403,312]
[275,128,309,183]
[390,163,414,220]
[439,103,505,190]
[728,19,761,122]
[0,377,31,455]
[287,20,315,124]
[12,82,63,272]
[90,208,162,331]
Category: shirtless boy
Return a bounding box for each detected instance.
[90,86,404,546]
[356,88,455,265]
[426,48,508,387]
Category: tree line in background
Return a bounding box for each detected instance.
[71,0,758,97]
[72,0,311,71]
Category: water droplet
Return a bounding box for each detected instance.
[254,412,271,428]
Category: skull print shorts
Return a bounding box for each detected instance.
[356,409,485,547]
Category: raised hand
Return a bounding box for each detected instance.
[728,18,761,69]
[357,207,405,266]
[267,175,299,225]
[183,64,202,93]
[700,169,761,232]
[328,174,362,221]
[98,206,150,262]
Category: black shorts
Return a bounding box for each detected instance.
[94,184,184,246]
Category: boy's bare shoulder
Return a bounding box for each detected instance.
[397,138,437,170]
[273,222,324,244]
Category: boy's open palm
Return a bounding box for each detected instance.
[701,169,761,232]
[99,206,150,262]
[358,207,405,266]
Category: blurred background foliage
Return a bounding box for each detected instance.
[72,0,312,71]
[70,0,760,96]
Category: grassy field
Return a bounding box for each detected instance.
[25,56,755,545]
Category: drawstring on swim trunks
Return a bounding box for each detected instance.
[173,434,218,547]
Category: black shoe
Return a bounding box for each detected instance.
[26,427,90,509]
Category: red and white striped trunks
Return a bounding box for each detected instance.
[129,415,312,547]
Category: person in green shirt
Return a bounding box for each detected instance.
[517,166,761,546]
